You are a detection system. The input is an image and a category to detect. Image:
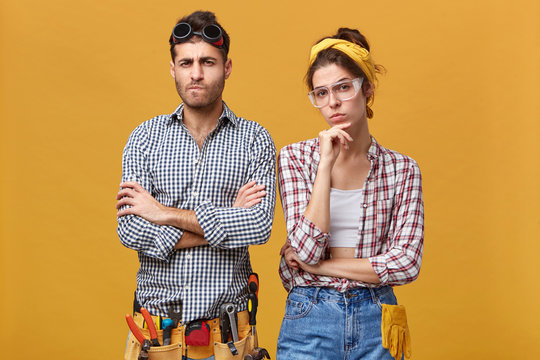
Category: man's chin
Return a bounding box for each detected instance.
[182,97,220,110]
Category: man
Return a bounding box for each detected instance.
[116,11,275,359]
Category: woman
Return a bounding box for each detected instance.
[276,28,424,360]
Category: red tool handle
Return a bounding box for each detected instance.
[140,307,158,341]
[248,273,259,298]
[125,314,146,344]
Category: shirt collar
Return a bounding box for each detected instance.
[367,136,382,163]
[168,101,238,127]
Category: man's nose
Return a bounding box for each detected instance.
[190,63,203,81]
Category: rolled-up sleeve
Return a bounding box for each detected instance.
[194,128,276,249]
[278,146,328,264]
[116,124,183,262]
[369,161,424,285]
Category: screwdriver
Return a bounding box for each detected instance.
[248,273,259,347]
[162,318,174,346]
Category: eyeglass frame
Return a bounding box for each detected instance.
[307,77,364,108]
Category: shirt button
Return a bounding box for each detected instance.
[363,203,368,208]
[184,285,190,291]
[193,191,199,198]
[186,253,192,259]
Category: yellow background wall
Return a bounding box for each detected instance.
[1,0,539,359]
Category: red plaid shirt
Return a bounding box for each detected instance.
[278,137,424,291]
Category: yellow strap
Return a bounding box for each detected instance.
[309,38,376,85]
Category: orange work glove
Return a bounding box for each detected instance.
[381,304,411,360]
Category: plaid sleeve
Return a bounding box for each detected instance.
[194,128,276,248]
[278,145,328,264]
[116,123,183,262]
[369,161,424,285]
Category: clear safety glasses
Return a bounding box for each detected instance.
[308,77,364,108]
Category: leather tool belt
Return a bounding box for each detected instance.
[124,310,257,360]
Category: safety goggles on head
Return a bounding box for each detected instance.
[169,22,224,48]
[308,77,364,108]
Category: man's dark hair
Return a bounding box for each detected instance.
[169,11,230,62]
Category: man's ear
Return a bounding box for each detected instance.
[169,60,176,79]
[224,58,232,79]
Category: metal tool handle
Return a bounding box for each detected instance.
[219,304,232,343]
[224,303,239,342]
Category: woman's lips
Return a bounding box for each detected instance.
[330,113,346,122]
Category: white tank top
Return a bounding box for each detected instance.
[328,188,362,247]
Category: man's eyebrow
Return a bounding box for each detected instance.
[199,56,218,62]
[177,57,193,64]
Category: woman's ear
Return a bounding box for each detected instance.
[363,82,374,98]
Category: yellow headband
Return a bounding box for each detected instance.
[309,38,376,85]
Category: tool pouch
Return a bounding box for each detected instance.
[211,311,257,360]
[213,336,250,360]
[124,317,185,360]
[213,329,256,360]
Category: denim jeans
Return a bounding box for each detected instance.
[276,286,399,360]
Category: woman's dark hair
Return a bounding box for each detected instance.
[169,11,230,62]
[306,28,385,119]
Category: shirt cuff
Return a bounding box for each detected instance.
[291,215,328,264]
[194,201,226,247]
[151,226,184,262]
[295,214,328,243]
[368,255,388,285]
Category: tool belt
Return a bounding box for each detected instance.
[124,310,256,360]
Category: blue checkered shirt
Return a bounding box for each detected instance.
[117,102,276,323]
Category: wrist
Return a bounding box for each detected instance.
[317,160,334,175]
[160,206,179,226]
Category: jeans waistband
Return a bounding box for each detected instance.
[290,286,393,304]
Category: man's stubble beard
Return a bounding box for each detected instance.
[176,77,225,109]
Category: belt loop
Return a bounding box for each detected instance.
[312,287,321,304]
[368,287,378,304]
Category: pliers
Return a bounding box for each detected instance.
[140,308,160,346]
[125,314,153,360]
[125,307,161,347]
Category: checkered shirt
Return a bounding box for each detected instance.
[117,102,276,322]
[278,137,423,292]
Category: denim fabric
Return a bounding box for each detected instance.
[277,286,399,360]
